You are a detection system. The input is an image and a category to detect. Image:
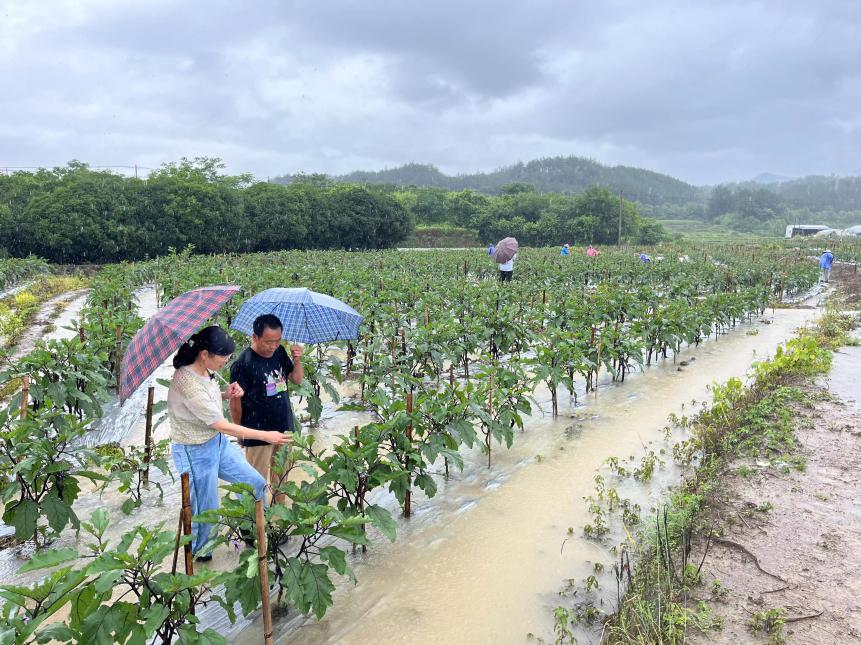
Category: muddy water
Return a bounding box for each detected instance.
[216,309,816,645]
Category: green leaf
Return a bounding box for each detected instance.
[43,491,72,533]
[177,625,228,645]
[365,504,397,542]
[17,547,78,574]
[69,585,103,630]
[121,497,139,515]
[4,498,37,540]
[34,623,74,643]
[88,508,110,536]
[319,546,348,577]
[79,604,116,645]
[307,394,323,423]
[300,562,335,619]
[413,473,438,499]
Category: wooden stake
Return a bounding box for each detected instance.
[171,508,183,575]
[180,472,195,581]
[114,326,123,391]
[487,372,494,468]
[404,390,414,518]
[143,386,155,484]
[20,374,30,420]
[256,499,274,645]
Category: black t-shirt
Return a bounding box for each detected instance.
[229,346,295,447]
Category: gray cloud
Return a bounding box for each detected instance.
[1,0,860,184]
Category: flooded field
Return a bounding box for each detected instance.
[0,284,819,644]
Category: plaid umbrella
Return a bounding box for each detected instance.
[119,285,240,402]
[230,288,363,344]
[492,237,519,264]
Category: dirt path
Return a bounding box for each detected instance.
[684,272,861,644]
[8,288,89,360]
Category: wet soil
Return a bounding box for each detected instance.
[831,263,861,306]
[685,379,861,644]
[684,275,861,644]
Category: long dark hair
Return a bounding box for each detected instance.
[173,325,236,369]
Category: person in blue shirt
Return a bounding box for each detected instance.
[488,244,495,255]
[819,249,834,282]
[561,243,570,256]
[639,252,651,263]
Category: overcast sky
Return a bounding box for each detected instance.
[2,0,859,185]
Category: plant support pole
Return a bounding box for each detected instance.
[114,326,123,391]
[256,499,274,645]
[143,386,155,484]
[20,374,30,419]
[180,472,195,586]
[404,390,414,517]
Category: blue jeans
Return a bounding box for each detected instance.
[171,433,267,554]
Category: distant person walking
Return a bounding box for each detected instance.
[230,314,303,504]
[587,245,599,257]
[819,249,834,283]
[561,243,570,256]
[498,253,516,282]
[488,243,495,255]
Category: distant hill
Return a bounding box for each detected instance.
[274,156,705,206]
[751,173,793,184]
[722,175,861,212]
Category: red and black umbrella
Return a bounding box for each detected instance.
[119,285,240,402]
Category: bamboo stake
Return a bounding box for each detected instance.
[256,499,274,645]
[171,508,183,575]
[20,375,30,420]
[180,472,194,579]
[404,390,414,517]
[143,386,155,484]
[487,371,493,468]
[114,326,123,391]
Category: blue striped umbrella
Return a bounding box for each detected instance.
[230,288,364,343]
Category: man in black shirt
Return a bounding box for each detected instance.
[229,314,303,503]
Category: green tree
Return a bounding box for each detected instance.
[242,183,311,251]
[572,186,640,244]
[443,190,491,228]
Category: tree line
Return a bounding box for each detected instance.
[382,183,667,246]
[0,159,667,264]
[0,159,414,263]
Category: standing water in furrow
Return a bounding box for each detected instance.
[222,309,816,644]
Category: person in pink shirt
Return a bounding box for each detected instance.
[587,245,599,257]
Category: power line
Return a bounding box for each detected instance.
[0,165,155,169]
